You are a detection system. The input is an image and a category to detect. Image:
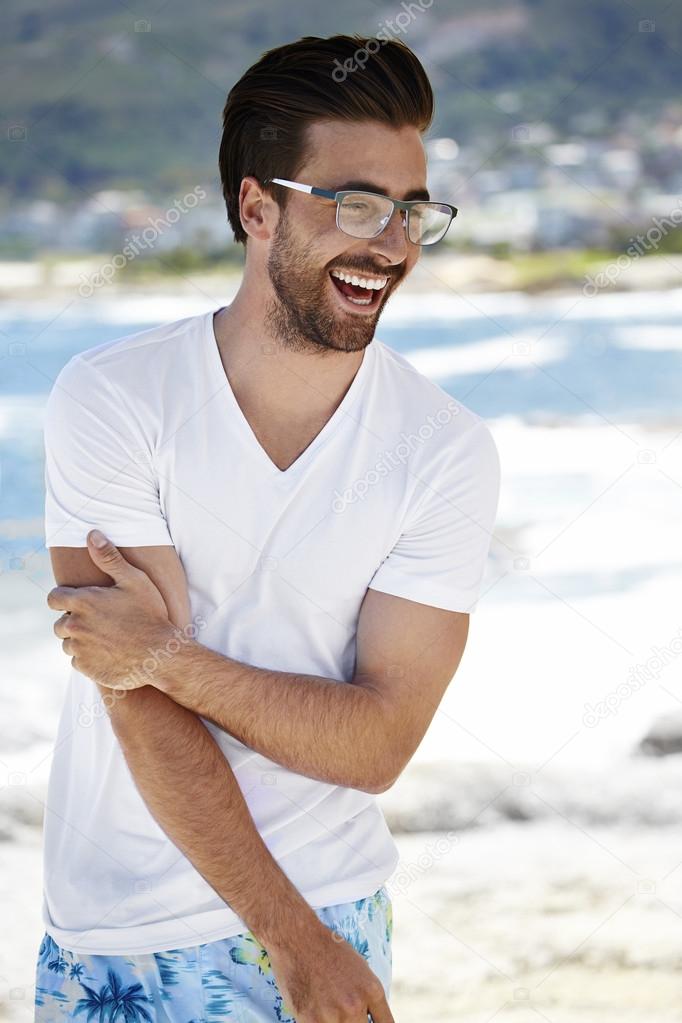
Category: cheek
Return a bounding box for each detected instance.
[406,247,420,273]
[285,215,336,272]
[290,200,334,243]
[310,201,337,236]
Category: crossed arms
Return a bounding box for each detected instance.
[49,538,469,947]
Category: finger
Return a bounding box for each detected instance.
[53,613,75,639]
[86,530,132,583]
[367,989,395,1023]
[47,586,80,613]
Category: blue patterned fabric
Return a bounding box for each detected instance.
[34,885,392,1021]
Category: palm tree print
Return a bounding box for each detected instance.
[73,981,113,1023]
[38,934,60,966]
[106,969,153,1022]
[35,888,392,1021]
[47,954,69,975]
[74,968,152,1023]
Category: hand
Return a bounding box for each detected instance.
[265,916,394,1023]
[47,530,179,689]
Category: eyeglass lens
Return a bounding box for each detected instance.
[337,192,452,245]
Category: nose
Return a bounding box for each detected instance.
[368,207,409,264]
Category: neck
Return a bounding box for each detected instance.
[212,279,368,423]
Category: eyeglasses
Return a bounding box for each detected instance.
[263,178,458,246]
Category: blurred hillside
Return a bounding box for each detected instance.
[3,0,682,202]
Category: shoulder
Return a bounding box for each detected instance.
[371,338,497,464]
[60,312,206,390]
[45,312,208,451]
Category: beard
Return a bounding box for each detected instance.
[264,208,389,356]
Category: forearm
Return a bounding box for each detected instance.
[97,681,327,948]
[151,638,394,792]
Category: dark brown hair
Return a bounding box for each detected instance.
[219,34,434,245]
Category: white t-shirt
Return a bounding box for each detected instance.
[42,307,500,954]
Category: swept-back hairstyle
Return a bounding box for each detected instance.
[219,34,434,245]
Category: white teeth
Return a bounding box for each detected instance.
[330,269,388,290]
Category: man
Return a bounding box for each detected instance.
[38,34,500,1023]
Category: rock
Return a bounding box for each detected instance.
[637,711,682,757]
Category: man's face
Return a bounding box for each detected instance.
[264,119,427,354]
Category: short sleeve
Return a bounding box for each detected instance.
[43,354,174,548]
[367,420,500,614]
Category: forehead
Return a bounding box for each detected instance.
[299,119,427,195]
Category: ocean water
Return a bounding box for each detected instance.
[1,288,681,837]
[2,287,680,557]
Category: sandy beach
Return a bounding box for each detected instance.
[3,816,682,1022]
[2,250,682,305]
[391,820,682,1022]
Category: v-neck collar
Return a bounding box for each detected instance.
[204,307,376,480]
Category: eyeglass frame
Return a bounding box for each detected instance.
[262,177,458,245]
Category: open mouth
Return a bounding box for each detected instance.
[329,269,389,310]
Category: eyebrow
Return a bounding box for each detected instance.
[330,179,431,202]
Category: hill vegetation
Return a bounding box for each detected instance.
[3,0,681,201]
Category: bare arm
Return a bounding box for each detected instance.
[49,543,326,950]
[150,588,470,793]
[50,542,396,1021]
[54,535,471,796]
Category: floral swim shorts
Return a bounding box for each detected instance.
[34,884,393,1022]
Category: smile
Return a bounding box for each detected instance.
[329,268,389,309]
